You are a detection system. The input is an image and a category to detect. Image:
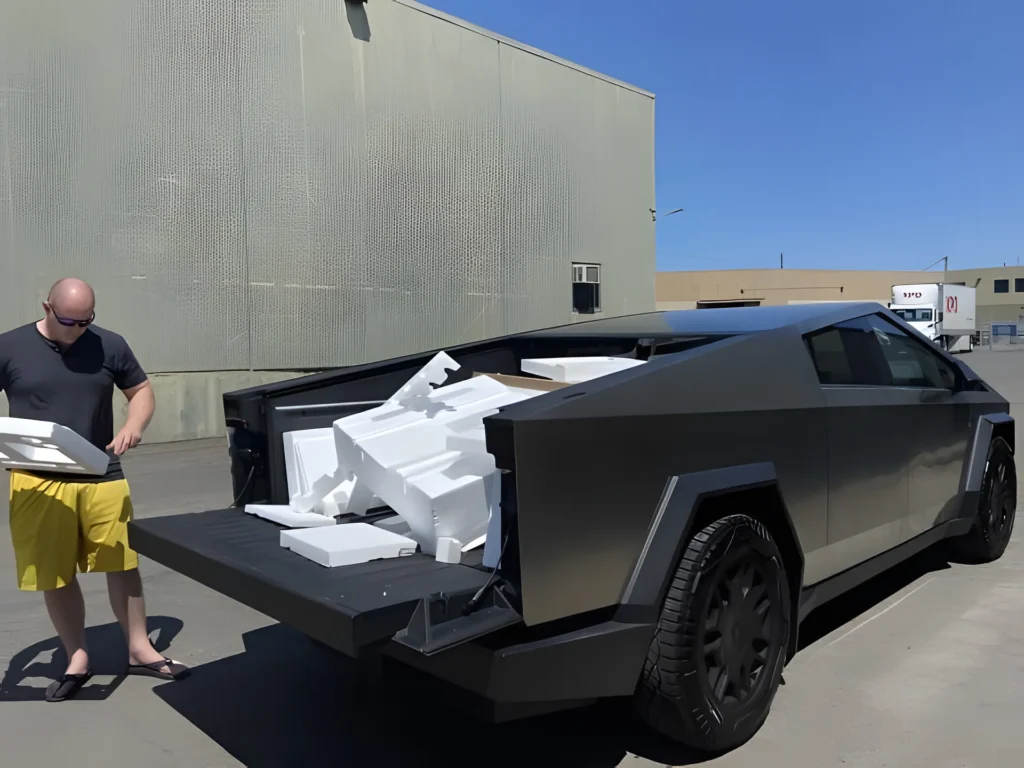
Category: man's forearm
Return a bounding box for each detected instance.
[124,384,156,433]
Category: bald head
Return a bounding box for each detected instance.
[48,277,95,308]
[40,276,96,343]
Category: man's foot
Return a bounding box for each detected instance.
[128,646,190,681]
[45,671,92,702]
[65,648,90,677]
[127,657,190,681]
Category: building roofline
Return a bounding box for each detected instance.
[395,0,655,99]
[658,266,1024,276]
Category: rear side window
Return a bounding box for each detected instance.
[805,314,958,389]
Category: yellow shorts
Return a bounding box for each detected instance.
[8,470,139,591]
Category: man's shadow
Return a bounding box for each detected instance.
[0,616,183,702]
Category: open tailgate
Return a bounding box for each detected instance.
[128,510,492,656]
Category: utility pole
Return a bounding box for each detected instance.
[922,255,949,281]
[780,252,784,269]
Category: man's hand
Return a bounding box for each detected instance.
[107,425,143,456]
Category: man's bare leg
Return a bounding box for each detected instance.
[43,579,90,675]
[106,568,172,671]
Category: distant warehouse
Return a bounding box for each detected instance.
[657,267,1024,327]
[0,0,656,375]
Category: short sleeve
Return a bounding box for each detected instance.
[113,337,149,391]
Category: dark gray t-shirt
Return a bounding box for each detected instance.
[0,322,148,482]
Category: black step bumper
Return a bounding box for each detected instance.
[128,509,655,707]
[127,509,495,657]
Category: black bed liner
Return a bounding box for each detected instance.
[128,509,492,656]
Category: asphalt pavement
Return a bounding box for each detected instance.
[2,348,1024,767]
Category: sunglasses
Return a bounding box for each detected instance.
[47,304,95,328]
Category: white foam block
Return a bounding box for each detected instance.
[0,417,110,476]
[283,428,337,499]
[435,537,462,564]
[280,523,418,568]
[244,504,337,528]
[520,356,646,383]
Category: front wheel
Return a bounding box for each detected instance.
[950,437,1016,563]
[633,514,791,754]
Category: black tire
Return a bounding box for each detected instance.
[633,514,791,754]
[950,437,1016,563]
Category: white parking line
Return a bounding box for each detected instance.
[825,577,936,647]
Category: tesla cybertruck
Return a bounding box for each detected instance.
[128,302,1016,753]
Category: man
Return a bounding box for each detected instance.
[0,277,189,702]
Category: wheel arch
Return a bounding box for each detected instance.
[962,412,1016,497]
[617,463,806,662]
[992,422,1015,456]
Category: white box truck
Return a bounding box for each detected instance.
[890,282,976,353]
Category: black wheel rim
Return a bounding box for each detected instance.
[985,452,1016,540]
[700,559,776,708]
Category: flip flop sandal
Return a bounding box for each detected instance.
[127,658,191,681]
[45,671,93,702]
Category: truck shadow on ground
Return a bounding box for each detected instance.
[0,615,183,702]
[152,545,953,768]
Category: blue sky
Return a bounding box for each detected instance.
[426,0,1023,272]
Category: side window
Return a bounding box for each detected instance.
[865,315,958,389]
[804,317,891,386]
[805,314,959,389]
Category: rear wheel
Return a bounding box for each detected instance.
[951,437,1016,563]
[633,514,791,754]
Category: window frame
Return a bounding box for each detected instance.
[571,262,602,314]
[804,312,963,392]
[994,279,1009,294]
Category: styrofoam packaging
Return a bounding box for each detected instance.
[520,356,646,383]
[332,367,542,554]
[280,523,417,568]
[284,427,380,516]
[435,537,463,564]
[244,504,337,528]
[283,428,334,499]
[396,451,500,552]
[387,350,460,403]
[0,417,110,476]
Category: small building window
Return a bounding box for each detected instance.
[994,279,1009,294]
[571,263,601,314]
[1015,278,1024,293]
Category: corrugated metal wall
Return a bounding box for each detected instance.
[0,0,655,373]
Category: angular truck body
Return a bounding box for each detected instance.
[890,282,977,353]
[127,303,1014,755]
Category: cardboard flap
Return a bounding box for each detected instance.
[472,372,571,392]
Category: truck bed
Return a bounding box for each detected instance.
[128,510,492,656]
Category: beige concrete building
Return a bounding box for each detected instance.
[657,267,1024,327]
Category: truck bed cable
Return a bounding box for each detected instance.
[231,465,256,508]
[463,528,511,616]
